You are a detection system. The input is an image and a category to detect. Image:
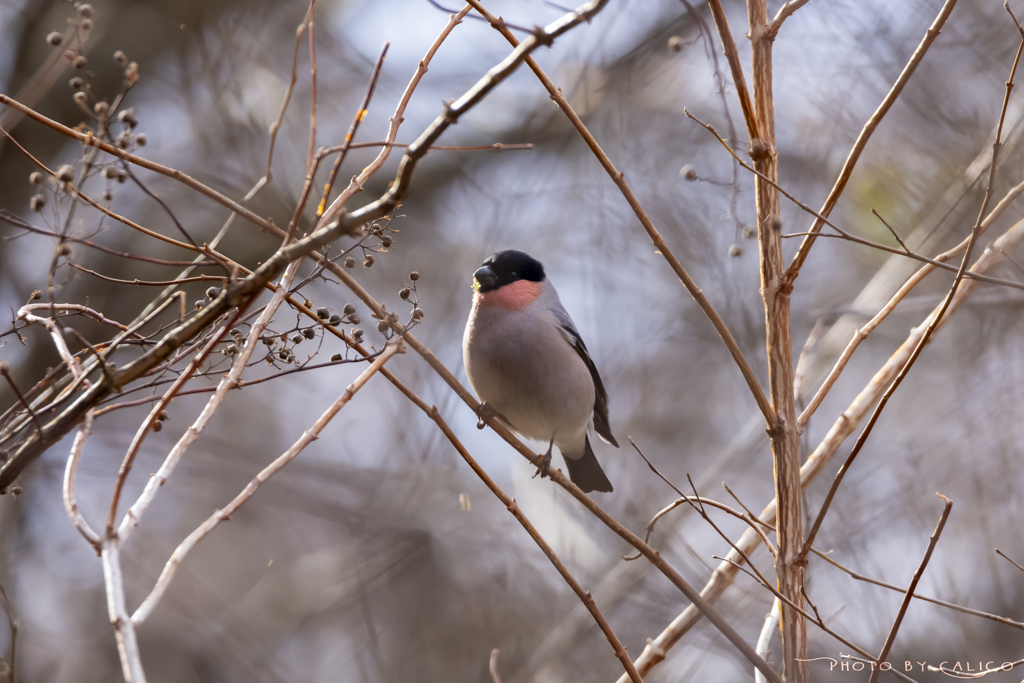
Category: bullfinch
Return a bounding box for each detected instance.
[462,250,618,493]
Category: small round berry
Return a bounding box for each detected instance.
[59,243,72,255]
[47,32,63,46]
[135,133,147,146]
[57,165,75,183]
[30,194,46,211]
[342,304,356,315]
[377,320,389,334]
[348,314,360,325]
[399,287,410,300]
[80,18,92,30]
[72,55,87,69]
[409,271,420,281]
[742,225,756,240]
[328,314,342,326]
[152,421,162,432]
[380,235,393,248]
[344,257,355,268]
[101,190,113,202]
[77,4,93,18]
[728,244,742,258]
[302,328,315,340]
[331,353,342,362]
[113,50,126,65]
[94,101,108,115]
[118,108,138,127]
[353,329,364,343]
[69,76,84,89]
[205,286,219,299]
[195,300,204,310]
[679,164,697,181]
[73,91,89,107]
[363,255,375,267]
[29,172,44,185]
[157,410,169,421]
[412,308,424,321]
[103,166,118,179]
[667,36,683,53]
[291,334,303,344]
[316,307,329,319]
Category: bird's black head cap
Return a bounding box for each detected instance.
[473,250,545,293]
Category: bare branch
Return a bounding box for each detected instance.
[867,495,953,683]
[784,0,960,284]
[63,410,101,550]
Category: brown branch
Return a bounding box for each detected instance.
[320,140,532,153]
[742,0,806,677]
[995,548,1024,574]
[783,0,960,285]
[800,31,1023,560]
[428,408,644,683]
[315,43,389,221]
[465,0,774,426]
[705,0,760,141]
[0,210,218,267]
[867,495,953,683]
[68,263,227,286]
[0,363,43,437]
[764,0,813,38]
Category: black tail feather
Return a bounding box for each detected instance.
[563,435,613,493]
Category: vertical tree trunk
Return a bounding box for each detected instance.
[745,1,808,680]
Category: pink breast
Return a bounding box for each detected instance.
[477,280,542,311]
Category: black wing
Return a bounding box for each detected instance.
[557,320,619,448]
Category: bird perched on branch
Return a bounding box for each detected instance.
[462,250,618,493]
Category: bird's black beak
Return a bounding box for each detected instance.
[472,265,498,293]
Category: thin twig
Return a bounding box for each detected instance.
[489,649,503,683]
[68,263,227,286]
[995,548,1024,573]
[765,0,813,38]
[784,0,960,285]
[63,411,101,549]
[315,43,389,220]
[428,408,644,683]
[867,495,953,683]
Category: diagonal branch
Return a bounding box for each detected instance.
[783,0,959,285]
[867,495,953,683]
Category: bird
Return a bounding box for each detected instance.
[462,250,618,493]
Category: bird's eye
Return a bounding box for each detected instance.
[510,271,518,279]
